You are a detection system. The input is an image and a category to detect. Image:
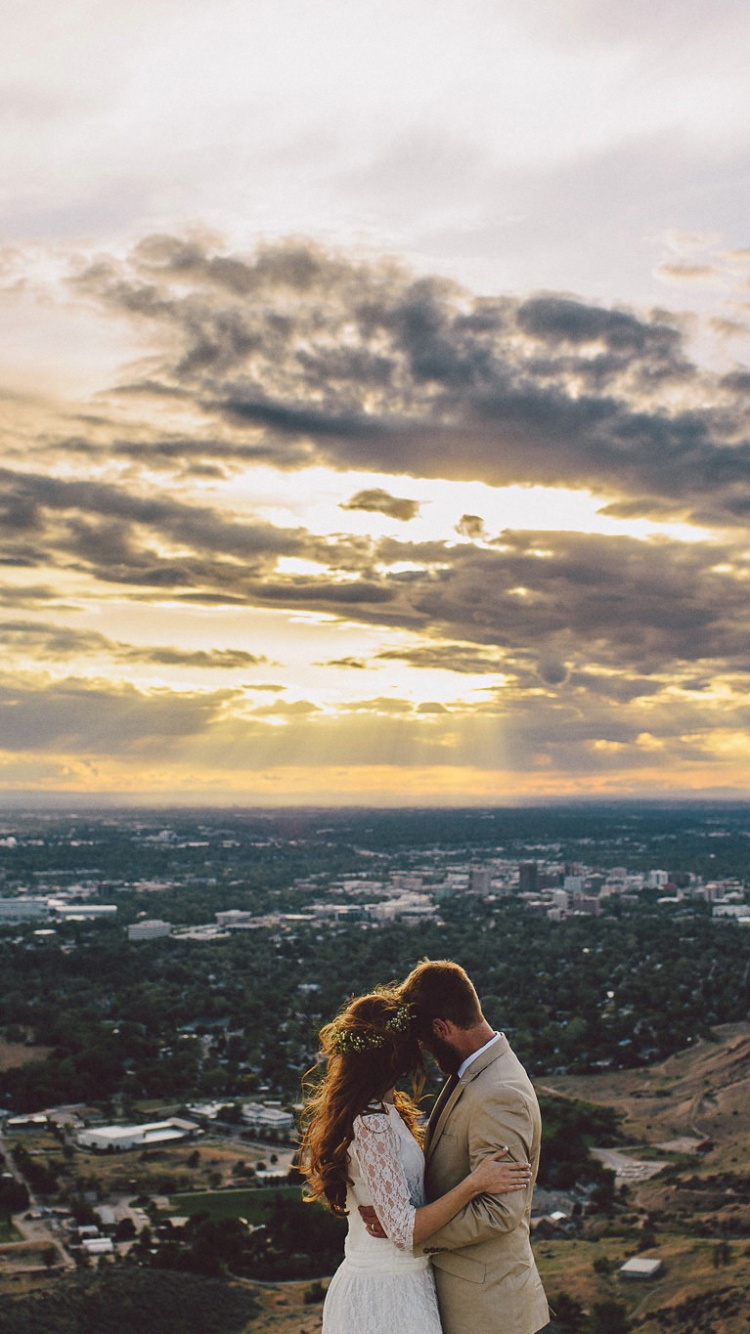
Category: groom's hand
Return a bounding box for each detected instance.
[359,1205,387,1239]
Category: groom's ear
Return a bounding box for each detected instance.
[432,1018,450,1039]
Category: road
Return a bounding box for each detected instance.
[0,1128,74,1271]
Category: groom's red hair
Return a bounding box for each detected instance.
[400,959,484,1032]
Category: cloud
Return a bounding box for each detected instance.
[319,656,370,670]
[0,675,232,753]
[249,528,750,678]
[4,232,750,797]
[655,263,717,284]
[536,656,569,686]
[0,657,747,789]
[249,698,319,717]
[4,465,748,686]
[0,584,70,609]
[376,643,506,675]
[455,514,488,540]
[0,621,268,670]
[340,487,420,521]
[0,465,307,596]
[64,234,750,530]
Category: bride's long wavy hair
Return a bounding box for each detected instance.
[299,988,425,1216]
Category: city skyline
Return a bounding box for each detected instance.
[2,1,750,804]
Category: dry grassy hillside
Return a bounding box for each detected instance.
[540,1021,750,1164]
[536,1022,750,1332]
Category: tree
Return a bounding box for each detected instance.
[549,1291,585,1332]
[42,1244,57,1270]
[0,1176,29,1213]
[304,1280,327,1305]
[585,1300,629,1334]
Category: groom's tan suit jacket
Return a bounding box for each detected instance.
[421,1034,549,1334]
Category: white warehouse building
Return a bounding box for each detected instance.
[77,1118,200,1152]
[128,919,172,941]
[241,1102,294,1136]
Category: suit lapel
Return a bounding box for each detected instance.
[426,1074,464,1164]
[427,1073,458,1133]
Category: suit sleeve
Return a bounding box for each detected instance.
[421,1088,535,1253]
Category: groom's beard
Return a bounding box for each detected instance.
[425,1034,462,1076]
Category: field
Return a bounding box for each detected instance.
[533,1232,750,1332]
[168,1185,300,1224]
[0,1041,52,1072]
[252,1279,325,1334]
[0,1243,55,1275]
[14,1130,282,1200]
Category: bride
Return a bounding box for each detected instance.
[299,989,532,1334]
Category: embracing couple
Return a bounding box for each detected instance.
[300,959,550,1334]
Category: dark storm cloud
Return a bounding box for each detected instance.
[70,234,750,527]
[252,578,394,606]
[400,529,748,671]
[515,294,683,360]
[340,488,420,521]
[566,671,665,702]
[536,656,569,686]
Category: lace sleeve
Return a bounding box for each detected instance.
[351,1112,416,1251]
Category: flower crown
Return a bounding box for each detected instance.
[332,1004,412,1054]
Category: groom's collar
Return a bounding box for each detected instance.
[457,1030,502,1079]
[458,1031,509,1083]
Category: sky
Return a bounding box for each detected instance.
[2,0,750,806]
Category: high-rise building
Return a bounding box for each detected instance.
[519,862,538,893]
[469,866,492,895]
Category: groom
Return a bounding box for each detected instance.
[362,959,549,1334]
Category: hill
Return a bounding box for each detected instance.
[535,1022,750,1332]
[0,1269,261,1334]
[540,1020,750,1157]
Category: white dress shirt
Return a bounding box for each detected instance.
[457,1030,501,1079]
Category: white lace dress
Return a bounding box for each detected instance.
[322,1103,443,1334]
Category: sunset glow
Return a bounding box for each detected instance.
[2,1,750,803]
